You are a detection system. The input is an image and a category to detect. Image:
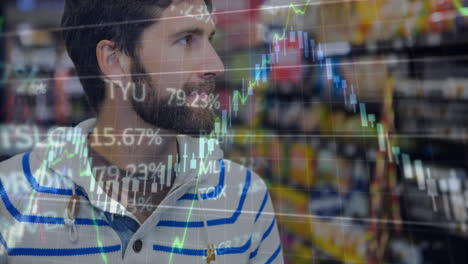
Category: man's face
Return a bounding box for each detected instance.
[130,0,224,136]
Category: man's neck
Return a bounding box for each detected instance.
[89,102,179,224]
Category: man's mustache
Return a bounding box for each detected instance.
[183,80,215,94]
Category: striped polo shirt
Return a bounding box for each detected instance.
[0,119,283,264]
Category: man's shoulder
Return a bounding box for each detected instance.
[219,159,269,197]
[215,160,274,227]
[0,150,72,206]
[0,152,27,190]
[0,151,41,196]
[211,158,260,178]
[0,152,34,220]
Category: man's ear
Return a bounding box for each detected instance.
[96,40,130,83]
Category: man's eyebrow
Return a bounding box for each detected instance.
[171,28,204,38]
[170,28,216,39]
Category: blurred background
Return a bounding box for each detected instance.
[2,0,468,263]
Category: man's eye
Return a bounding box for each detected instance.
[177,35,193,46]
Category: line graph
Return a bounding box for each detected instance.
[4,0,468,263]
[232,0,313,105]
[14,0,416,262]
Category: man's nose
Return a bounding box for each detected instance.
[198,43,225,80]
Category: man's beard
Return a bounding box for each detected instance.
[130,60,216,136]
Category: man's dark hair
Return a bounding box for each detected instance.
[61,0,212,112]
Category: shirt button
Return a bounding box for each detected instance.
[133,239,143,253]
